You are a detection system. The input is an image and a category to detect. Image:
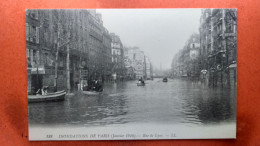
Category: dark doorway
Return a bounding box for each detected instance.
[31,74,43,94]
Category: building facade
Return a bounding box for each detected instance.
[87,10,112,82]
[26,9,112,94]
[199,9,237,87]
[171,33,200,78]
[145,56,152,80]
[124,47,136,80]
[171,9,237,88]
[26,10,42,94]
[110,33,125,81]
[124,47,148,79]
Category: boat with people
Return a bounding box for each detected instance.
[137,82,145,86]
[81,79,103,96]
[137,77,145,86]
[163,77,168,82]
[28,90,66,103]
[82,90,101,95]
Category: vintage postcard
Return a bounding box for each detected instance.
[26,9,237,140]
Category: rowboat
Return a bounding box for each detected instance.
[137,82,145,86]
[28,90,66,103]
[82,90,101,95]
[163,77,168,82]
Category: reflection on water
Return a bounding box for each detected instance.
[29,78,236,127]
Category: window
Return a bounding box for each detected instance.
[36,27,39,43]
[29,49,33,65]
[26,48,31,67]
[44,32,48,45]
[26,23,29,40]
[193,44,195,48]
[228,24,232,32]
[218,25,222,33]
[45,53,49,65]
[30,26,36,42]
[26,48,30,58]
[29,26,32,41]
[59,56,64,67]
[32,50,37,65]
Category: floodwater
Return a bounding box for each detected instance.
[29,78,236,127]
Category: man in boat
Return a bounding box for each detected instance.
[163,77,168,82]
[138,77,145,84]
[36,86,48,95]
[94,79,103,92]
[86,79,103,92]
[86,79,95,91]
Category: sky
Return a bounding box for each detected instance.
[97,9,202,70]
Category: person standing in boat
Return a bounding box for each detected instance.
[86,79,102,92]
[138,77,145,84]
[94,79,103,92]
[36,86,48,95]
[87,79,95,91]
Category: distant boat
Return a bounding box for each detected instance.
[163,77,168,82]
[137,82,145,86]
[82,90,102,95]
[28,90,66,103]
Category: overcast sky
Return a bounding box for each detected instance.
[97,9,202,70]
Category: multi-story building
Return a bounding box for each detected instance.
[171,33,200,78]
[145,56,152,80]
[26,10,42,94]
[123,47,136,80]
[134,49,145,79]
[124,47,147,79]
[26,9,112,93]
[199,9,237,87]
[87,10,112,82]
[102,27,113,82]
[110,33,125,81]
[188,34,200,77]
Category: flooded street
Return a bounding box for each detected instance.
[29,78,236,127]
[25,9,237,140]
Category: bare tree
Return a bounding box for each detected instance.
[50,10,71,91]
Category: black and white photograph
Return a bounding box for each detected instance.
[26,9,237,140]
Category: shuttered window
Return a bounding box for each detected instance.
[26,23,29,40]
[30,26,33,42]
[36,27,39,43]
